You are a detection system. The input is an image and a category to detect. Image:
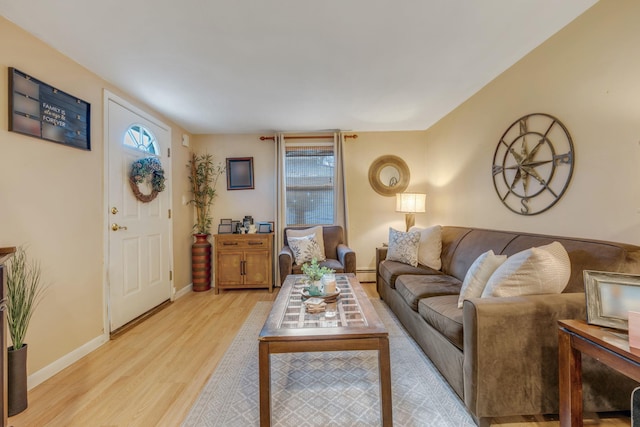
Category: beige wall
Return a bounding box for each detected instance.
[193,134,276,227]
[195,131,428,278]
[4,0,636,385]
[344,131,427,274]
[0,18,193,379]
[424,0,640,245]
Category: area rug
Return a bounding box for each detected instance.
[182,299,475,427]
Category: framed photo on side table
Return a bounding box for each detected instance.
[226,157,254,190]
[584,270,640,330]
[218,223,233,234]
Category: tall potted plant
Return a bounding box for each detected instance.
[5,247,45,416]
[187,153,224,292]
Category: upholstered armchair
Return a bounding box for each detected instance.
[278,225,356,285]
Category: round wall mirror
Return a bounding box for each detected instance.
[368,155,410,196]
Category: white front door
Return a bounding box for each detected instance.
[105,92,172,331]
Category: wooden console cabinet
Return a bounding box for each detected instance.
[214,233,273,294]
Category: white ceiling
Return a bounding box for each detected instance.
[1,0,597,134]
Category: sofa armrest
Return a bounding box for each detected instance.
[336,244,356,274]
[376,247,388,267]
[462,293,586,418]
[278,246,294,285]
[376,247,388,275]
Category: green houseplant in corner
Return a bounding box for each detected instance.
[6,247,46,416]
[187,153,225,292]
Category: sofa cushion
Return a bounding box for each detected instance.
[418,295,464,350]
[482,241,571,297]
[395,274,462,311]
[379,260,442,289]
[386,228,421,266]
[409,225,442,270]
[457,250,507,308]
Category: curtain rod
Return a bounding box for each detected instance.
[259,134,358,141]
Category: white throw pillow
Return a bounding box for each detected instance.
[409,225,442,270]
[481,241,571,298]
[385,228,421,267]
[457,250,507,308]
[287,234,325,265]
[286,226,326,261]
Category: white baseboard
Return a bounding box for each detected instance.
[174,283,193,299]
[28,333,109,390]
[28,283,194,390]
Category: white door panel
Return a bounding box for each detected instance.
[107,95,172,331]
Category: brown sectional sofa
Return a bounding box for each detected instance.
[376,226,640,425]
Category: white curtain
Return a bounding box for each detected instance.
[334,131,349,245]
[274,131,350,284]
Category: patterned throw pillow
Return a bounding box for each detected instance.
[385,228,421,267]
[288,234,325,265]
[286,226,326,260]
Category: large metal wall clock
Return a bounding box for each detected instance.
[492,113,574,215]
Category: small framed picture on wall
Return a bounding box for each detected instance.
[226,157,254,190]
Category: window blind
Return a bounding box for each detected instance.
[285,142,335,226]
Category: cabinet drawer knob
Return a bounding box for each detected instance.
[223,242,238,246]
[249,242,263,245]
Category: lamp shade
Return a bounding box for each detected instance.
[396,193,426,213]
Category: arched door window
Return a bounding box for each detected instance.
[123,124,159,155]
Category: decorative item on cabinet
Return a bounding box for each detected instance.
[187,153,225,292]
[214,233,273,294]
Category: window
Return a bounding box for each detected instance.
[285,142,335,226]
[123,124,158,154]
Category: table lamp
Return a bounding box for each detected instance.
[396,193,426,231]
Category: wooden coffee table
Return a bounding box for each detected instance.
[258,273,392,426]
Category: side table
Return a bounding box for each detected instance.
[558,319,640,427]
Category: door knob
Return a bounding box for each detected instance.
[111,223,128,231]
[111,207,119,215]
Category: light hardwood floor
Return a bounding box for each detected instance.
[9,283,631,426]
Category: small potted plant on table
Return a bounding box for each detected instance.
[301,258,335,296]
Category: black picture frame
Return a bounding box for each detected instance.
[226,157,254,190]
[9,67,91,150]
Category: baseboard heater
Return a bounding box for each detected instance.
[356,269,376,283]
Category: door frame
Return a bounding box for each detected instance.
[102,90,174,334]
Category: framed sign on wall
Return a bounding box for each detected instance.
[226,157,254,190]
[8,67,91,150]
